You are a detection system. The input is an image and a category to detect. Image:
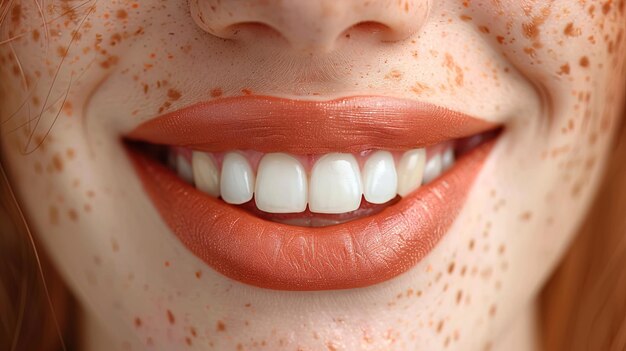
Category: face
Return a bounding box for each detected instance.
[1,0,625,349]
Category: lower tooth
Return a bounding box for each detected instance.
[422,154,443,184]
[176,155,194,184]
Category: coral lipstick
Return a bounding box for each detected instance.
[127,95,495,154]
[127,96,497,291]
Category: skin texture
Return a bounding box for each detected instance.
[1,0,625,350]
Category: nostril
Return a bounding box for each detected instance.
[343,21,399,41]
[352,21,392,34]
[222,21,285,42]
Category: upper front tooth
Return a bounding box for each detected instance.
[255,153,307,213]
[442,148,455,171]
[192,151,220,197]
[220,152,255,204]
[362,151,398,204]
[396,149,426,196]
[423,153,443,184]
[176,154,194,184]
[309,153,363,214]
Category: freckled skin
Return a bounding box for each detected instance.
[1,1,625,350]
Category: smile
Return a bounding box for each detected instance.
[126,96,499,291]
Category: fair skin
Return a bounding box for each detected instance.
[1,1,625,350]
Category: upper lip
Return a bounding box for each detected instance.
[126,95,499,291]
[126,95,497,154]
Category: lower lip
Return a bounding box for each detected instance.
[129,140,495,291]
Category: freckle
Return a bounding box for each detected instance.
[469,239,475,250]
[241,88,253,95]
[116,9,128,19]
[498,244,506,255]
[134,317,142,327]
[519,211,532,221]
[185,337,192,346]
[84,204,92,212]
[522,22,539,40]
[100,55,119,69]
[603,1,612,14]
[459,14,472,21]
[579,56,590,67]
[57,46,69,58]
[164,261,170,267]
[496,36,505,44]
[11,4,21,23]
[167,309,175,324]
[34,162,43,174]
[210,88,223,98]
[447,262,455,274]
[111,238,119,252]
[62,101,73,116]
[489,305,497,317]
[195,270,202,279]
[523,47,537,57]
[456,290,463,304]
[385,69,403,80]
[49,206,59,225]
[436,320,444,333]
[558,63,570,75]
[167,89,181,101]
[563,23,580,37]
[68,209,78,221]
[66,148,76,159]
[52,154,63,171]
[478,25,490,34]
[32,30,40,41]
[216,320,226,332]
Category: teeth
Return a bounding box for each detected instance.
[192,151,220,197]
[255,153,307,213]
[176,154,194,184]
[362,151,398,204]
[220,152,255,205]
[422,153,443,184]
[309,153,363,214]
[442,148,455,171]
[177,146,458,215]
[396,149,426,196]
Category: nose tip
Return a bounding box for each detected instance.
[190,0,430,53]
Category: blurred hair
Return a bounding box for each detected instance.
[0,164,75,351]
[540,101,626,349]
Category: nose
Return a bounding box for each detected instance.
[190,0,430,53]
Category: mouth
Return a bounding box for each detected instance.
[126,96,500,291]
